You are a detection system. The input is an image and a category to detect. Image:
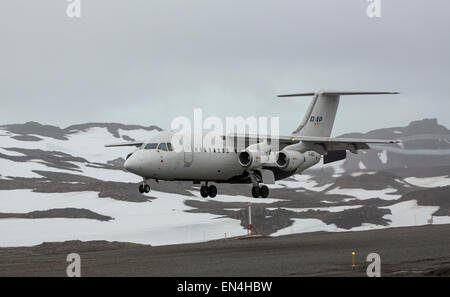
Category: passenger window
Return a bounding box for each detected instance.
[166,143,173,151]
[144,143,158,150]
[158,143,168,151]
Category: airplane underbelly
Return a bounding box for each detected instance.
[174,153,242,181]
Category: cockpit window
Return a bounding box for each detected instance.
[144,143,158,150]
[157,143,168,151]
[167,143,173,151]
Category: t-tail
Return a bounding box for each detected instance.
[278,90,399,137]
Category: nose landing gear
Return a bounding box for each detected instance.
[139,183,150,194]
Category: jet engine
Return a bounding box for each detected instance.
[276,150,306,171]
[238,150,263,169]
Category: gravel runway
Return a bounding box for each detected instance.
[1,224,449,276]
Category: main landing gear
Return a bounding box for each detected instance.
[139,183,150,193]
[247,170,269,198]
[251,185,269,198]
[200,182,217,198]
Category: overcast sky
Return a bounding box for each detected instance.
[1,0,449,136]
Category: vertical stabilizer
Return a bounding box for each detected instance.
[277,90,399,137]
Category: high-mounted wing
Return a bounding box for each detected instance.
[105,141,144,148]
[222,134,399,154]
[285,135,399,155]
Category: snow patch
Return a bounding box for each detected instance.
[314,159,346,175]
[0,158,76,179]
[0,148,27,157]
[326,187,401,201]
[0,190,247,247]
[404,176,450,188]
[380,200,450,227]
[187,190,283,204]
[351,171,376,177]
[74,162,140,183]
[118,129,158,142]
[268,205,363,213]
[378,150,388,164]
[271,219,343,236]
[272,175,332,192]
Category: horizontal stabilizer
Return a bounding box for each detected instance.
[277,92,316,97]
[105,141,144,148]
[278,91,399,97]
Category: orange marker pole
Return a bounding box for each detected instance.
[352,252,356,267]
[248,203,252,237]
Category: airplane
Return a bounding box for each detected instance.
[106,90,400,198]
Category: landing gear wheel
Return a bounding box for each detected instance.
[208,185,217,198]
[139,184,145,193]
[144,184,150,193]
[200,186,209,198]
[260,185,269,198]
[251,186,260,198]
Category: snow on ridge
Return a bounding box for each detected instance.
[0,127,141,163]
[117,128,158,142]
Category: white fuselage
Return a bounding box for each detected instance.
[123,131,321,183]
[125,147,244,181]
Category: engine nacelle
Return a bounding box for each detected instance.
[276,150,306,171]
[238,150,263,169]
[295,151,321,173]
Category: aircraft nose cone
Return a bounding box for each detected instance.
[124,155,139,174]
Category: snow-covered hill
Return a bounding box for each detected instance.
[0,120,449,247]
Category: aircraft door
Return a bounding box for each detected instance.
[184,146,193,167]
[176,135,193,167]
